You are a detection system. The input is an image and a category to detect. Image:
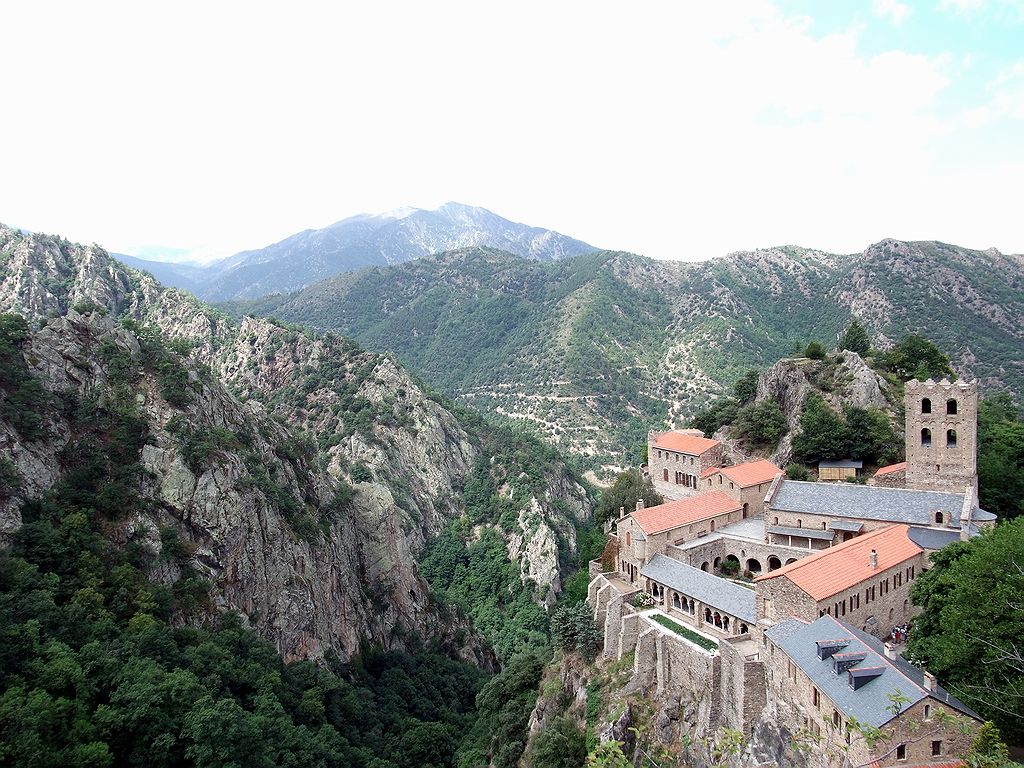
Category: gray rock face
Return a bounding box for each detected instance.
[756,352,893,467]
[0,224,592,665]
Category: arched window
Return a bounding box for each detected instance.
[663,468,669,482]
[946,429,957,448]
[822,521,827,530]
[773,516,779,525]
[921,428,932,448]
[713,557,721,569]
[935,510,944,524]
[673,593,682,609]
[742,503,749,519]
[625,531,631,546]
[701,561,710,572]
[946,398,957,415]
[922,398,932,414]
[797,519,802,528]
[710,520,716,532]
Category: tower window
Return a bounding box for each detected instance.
[946,429,957,448]
[921,428,932,448]
[921,398,931,414]
[935,510,944,524]
[946,399,957,415]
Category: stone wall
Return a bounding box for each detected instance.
[719,636,767,737]
[905,379,978,494]
[868,468,907,489]
[667,536,812,578]
[648,435,724,494]
[756,555,925,637]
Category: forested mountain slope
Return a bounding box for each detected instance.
[0,225,593,666]
[224,240,1024,471]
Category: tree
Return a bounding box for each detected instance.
[732,370,759,405]
[840,321,870,356]
[880,334,954,381]
[551,601,601,661]
[691,398,740,438]
[594,470,662,527]
[977,393,1024,520]
[906,520,1024,742]
[792,394,852,462]
[586,741,631,768]
[786,463,812,481]
[528,716,585,768]
[735,401,787,446]
[804,341,827,360]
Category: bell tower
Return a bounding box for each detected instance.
[904,379,978,494]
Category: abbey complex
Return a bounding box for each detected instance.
[587,379,991,767]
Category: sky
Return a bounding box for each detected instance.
[1,0,1022,263]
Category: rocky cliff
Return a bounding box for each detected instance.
[0,225,592,664]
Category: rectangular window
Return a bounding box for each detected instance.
[832,710,840,728]
[896,744,906,761]
[813,688,820,707]
[841,601,846,616]
[932,741,942,756]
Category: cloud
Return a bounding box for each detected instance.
[938,0,985,12]
[0,0,1019,260]
[874,0,912,24]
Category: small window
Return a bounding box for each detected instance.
[924,704,931,721]
[832,710,840,728]
[947,429,957,448]
[813,688,820,707]
[921,398,931,414]
[935,510,944,524]
[625,531,631,546]
[897,744,907,761]
[932,740,942,756]
[774,516,779,525]
[921,427,932,448]
[946,399,957,415]
[797,519,802,528]
[822,522,827,530]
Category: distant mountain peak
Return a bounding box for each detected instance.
[142,203,597,301]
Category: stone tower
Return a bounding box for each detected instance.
[905,379,978,494]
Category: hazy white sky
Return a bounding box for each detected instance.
[2,0,1022,262]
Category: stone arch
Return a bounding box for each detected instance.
[713,556,721,569]
[701,561,710,572]
[673,592,682,610]
[921,428,932,448]
[768,555,782,571]
[723,616,730,631]
[922,397,931,414]
[785,558,798,565]
[713,612,723,628]
[705,607,712,623]
[724,554,740,572]
[946,429,957,447]
[946,398,958,415]
[746,558,762,574]
[710,520,716,532]
[740,623,749,634]
[889,607,895,620]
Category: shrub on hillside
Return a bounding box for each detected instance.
[734,401,787,446]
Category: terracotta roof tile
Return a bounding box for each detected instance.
[755,524,922,601]
[631,491,741,535]
[652,431,720,455]
[873,461,908,477]
[718,460,783,487]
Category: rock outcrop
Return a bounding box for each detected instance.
[0,224,592,664]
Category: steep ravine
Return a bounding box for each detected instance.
[0,225,593,665]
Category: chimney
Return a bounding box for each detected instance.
[883,643,896,660]
[923,672,937,691]
[869,549,878,570]
[619,506,625,519]
[636,499,645,511]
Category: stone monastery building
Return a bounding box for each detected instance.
[588,380,992,767]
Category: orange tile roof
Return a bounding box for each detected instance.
[755,524,922,601]
[873,461,908,477]
[652,430,720,455]
[631,491,740,535]
[702,460,782,488]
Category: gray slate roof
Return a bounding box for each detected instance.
[767,524,835,541]
[828,520,864,532]
[819,459,863,469]
[640,553,756,622]
[770,480,996,527]
[906,526,961,551]
[766,615,981,728]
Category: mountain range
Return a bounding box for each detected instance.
[117,202,596,300]
[215,240,1024,473]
